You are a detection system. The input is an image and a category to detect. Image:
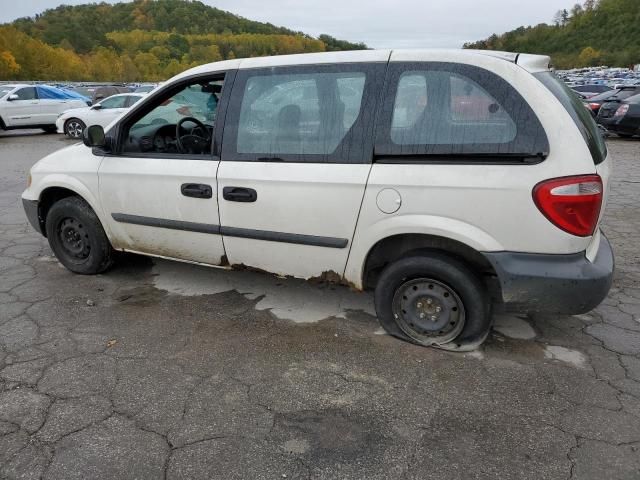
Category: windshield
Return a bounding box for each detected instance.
[535,72,607,165]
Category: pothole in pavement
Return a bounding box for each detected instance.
[145,259,591,366]
[150,259,375,324]
[544,345,588,369]
[493,314,537,340]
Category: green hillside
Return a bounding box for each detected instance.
[0,0,367,81]
[464,0,640,68]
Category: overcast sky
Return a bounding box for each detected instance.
[1,0,579,48]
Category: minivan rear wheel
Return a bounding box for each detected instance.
[374,253,491,351]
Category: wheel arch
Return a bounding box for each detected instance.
[358,233,502,302]
[37,183,110,240]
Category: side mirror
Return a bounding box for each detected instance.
[83,125,106,148]
[7,94,19,101]
[91,104,103,110]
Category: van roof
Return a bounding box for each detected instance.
[178,49,551,80]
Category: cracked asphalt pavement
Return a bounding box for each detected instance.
[1,130,640,479]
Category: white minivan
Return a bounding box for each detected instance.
[22,50,614,351]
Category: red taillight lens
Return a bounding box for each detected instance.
[533,175,603,237]
[614,104,629,117]
[589,103,600,110]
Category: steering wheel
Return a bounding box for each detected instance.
[176,117,211,154]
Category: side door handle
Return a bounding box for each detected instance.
[181,183,212,199]
[223,187,257,203]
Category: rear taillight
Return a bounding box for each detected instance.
[614,104,629,117]
[589,103,600,110]
[533,175,603,237]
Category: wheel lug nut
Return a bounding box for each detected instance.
[426,298,432,305]
[435,306,441,313]
[416,302,423,308]
[419,313,426,319]
[431,315,437,321]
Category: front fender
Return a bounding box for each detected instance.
[344,214,504,289]
[23,173,113,241]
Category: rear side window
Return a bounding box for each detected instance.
[391,71,517,145]
[222,63,385,163]
[125,95,144,107]
[376,63,549,161]
[99,96,128,109]
[535,72,607,165]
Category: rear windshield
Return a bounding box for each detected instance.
[535,72,607,165]
[609,89,640,101]
[588,90,618,102]
[626,93,640,105]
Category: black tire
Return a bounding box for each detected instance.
[45,196,114,275]
[617,133,634,139]
[374,253,491,350]
[64,118,85,138]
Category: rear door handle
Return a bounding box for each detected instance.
[223,187,257,203]
[181,183,212,199]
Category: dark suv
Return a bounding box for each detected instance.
[597,93,640,138]
[596,86,640,125]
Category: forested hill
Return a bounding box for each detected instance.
[464,0,640,69]
[0,0,367,81]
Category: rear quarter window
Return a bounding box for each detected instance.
[535,72,607,165]
[376,63,549,162]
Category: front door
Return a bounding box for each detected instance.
[3,87,40,126]
[98,71,233,265]
[218,62,385,279]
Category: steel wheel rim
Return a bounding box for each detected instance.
[67,121,83,138]
[58,217,91,260]
[392,278,466,345]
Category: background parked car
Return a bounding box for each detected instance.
[91,85,132,104]
[0,84,89,132]
[596,87,640,128]
[56,93,145,138]
[133,84,158,93]
[597,93,640,138]
[584,86,640,116]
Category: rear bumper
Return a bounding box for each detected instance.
[484,234,614,314]
[22,198,43,235]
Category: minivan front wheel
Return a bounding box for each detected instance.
[45,196,114,274]
[374,254,491,351]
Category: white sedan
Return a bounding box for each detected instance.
[56,93,145,138]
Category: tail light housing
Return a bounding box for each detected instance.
[614,104,629,117]
[588,102,600,111]
[533,175,603,237]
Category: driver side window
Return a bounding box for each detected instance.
[15,87,37,101]
[121,75,224,157]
